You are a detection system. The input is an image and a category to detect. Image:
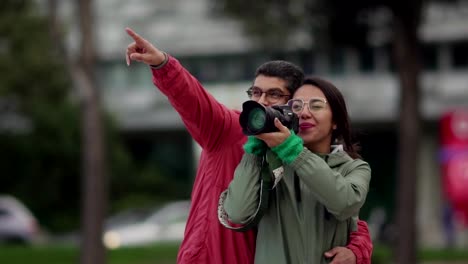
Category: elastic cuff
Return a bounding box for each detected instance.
[346,244,363,264]
[150,52,169,69]
[271,133,303,164]
[243,136,267,156]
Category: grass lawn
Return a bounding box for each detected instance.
[0,242,180,264]
[1,243,467,264]
[372,246,468,264]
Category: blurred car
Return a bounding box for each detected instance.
[102,200,190,249]
[0,195,40,245]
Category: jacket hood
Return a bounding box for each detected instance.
[323,145,353,168]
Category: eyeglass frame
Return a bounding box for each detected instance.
[246,86,291,102]
[287,98,328,114]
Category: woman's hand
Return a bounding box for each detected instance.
[255,118,291,148]
[125,27,166,66]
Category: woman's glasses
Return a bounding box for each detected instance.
[287,98,328,114]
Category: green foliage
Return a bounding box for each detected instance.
[0,243,179,264]
[0,0,180,233]
[0,0,68,103]
[0,103,82,231]
[372,246,392,264]
[0,0,80,231]
[371,245,468,263]
[1,244,468,264]
[419,247,468,261]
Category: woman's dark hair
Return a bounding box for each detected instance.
[255,60,304,95]
[302,76,361,159]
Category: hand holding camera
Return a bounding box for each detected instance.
[239,101,299,148]
[255,119,291,148]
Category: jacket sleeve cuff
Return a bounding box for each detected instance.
[243,136,267,156]
[271,132,303,164]
[150,52,169,69]
[346,244,364,264]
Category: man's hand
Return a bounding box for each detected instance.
[255,118,290,148]
[324,247,356,264]
[125,27,166,66]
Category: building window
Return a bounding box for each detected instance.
[222,56,245,82]
[422,43,437,71]
[359,47,375,73]
[451,41,468,68]
[243,53,270,80]
[99,63,128,91]
[330,49,345,75]
[298,51,315,75]
[128,64,152,88]
[179,58,198,77]
[198,58,219,82]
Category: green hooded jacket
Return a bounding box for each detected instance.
[223,145,371,264]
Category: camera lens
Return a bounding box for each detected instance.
[240,100,298,135]
[247,108,266,132]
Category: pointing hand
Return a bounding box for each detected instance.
[125,27,166,66]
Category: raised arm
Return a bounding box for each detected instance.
[125,28,243,151]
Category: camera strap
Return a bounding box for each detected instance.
[218,155,273,232]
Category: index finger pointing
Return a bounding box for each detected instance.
[125,27,150,47]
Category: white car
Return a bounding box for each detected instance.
[0,195,41,244]
[103,200,190,249]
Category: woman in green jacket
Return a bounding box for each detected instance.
[222,77,371,264]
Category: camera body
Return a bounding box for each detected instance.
[239,101,299,136]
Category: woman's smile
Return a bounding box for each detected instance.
[299,122,316,131]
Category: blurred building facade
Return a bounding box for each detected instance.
[51,0,468,248]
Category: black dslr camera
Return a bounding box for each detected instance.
[239,101,299,136]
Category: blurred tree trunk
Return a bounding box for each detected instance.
[47,0,61,54]
[391,1,423,263]
[48,0,107,263]
[77,0,108,263]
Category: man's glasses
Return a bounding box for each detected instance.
[246,87,290,103]
[287,98,328,114]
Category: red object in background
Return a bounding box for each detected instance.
[440,109,468,226]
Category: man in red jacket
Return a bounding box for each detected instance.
[125,27,373,264]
